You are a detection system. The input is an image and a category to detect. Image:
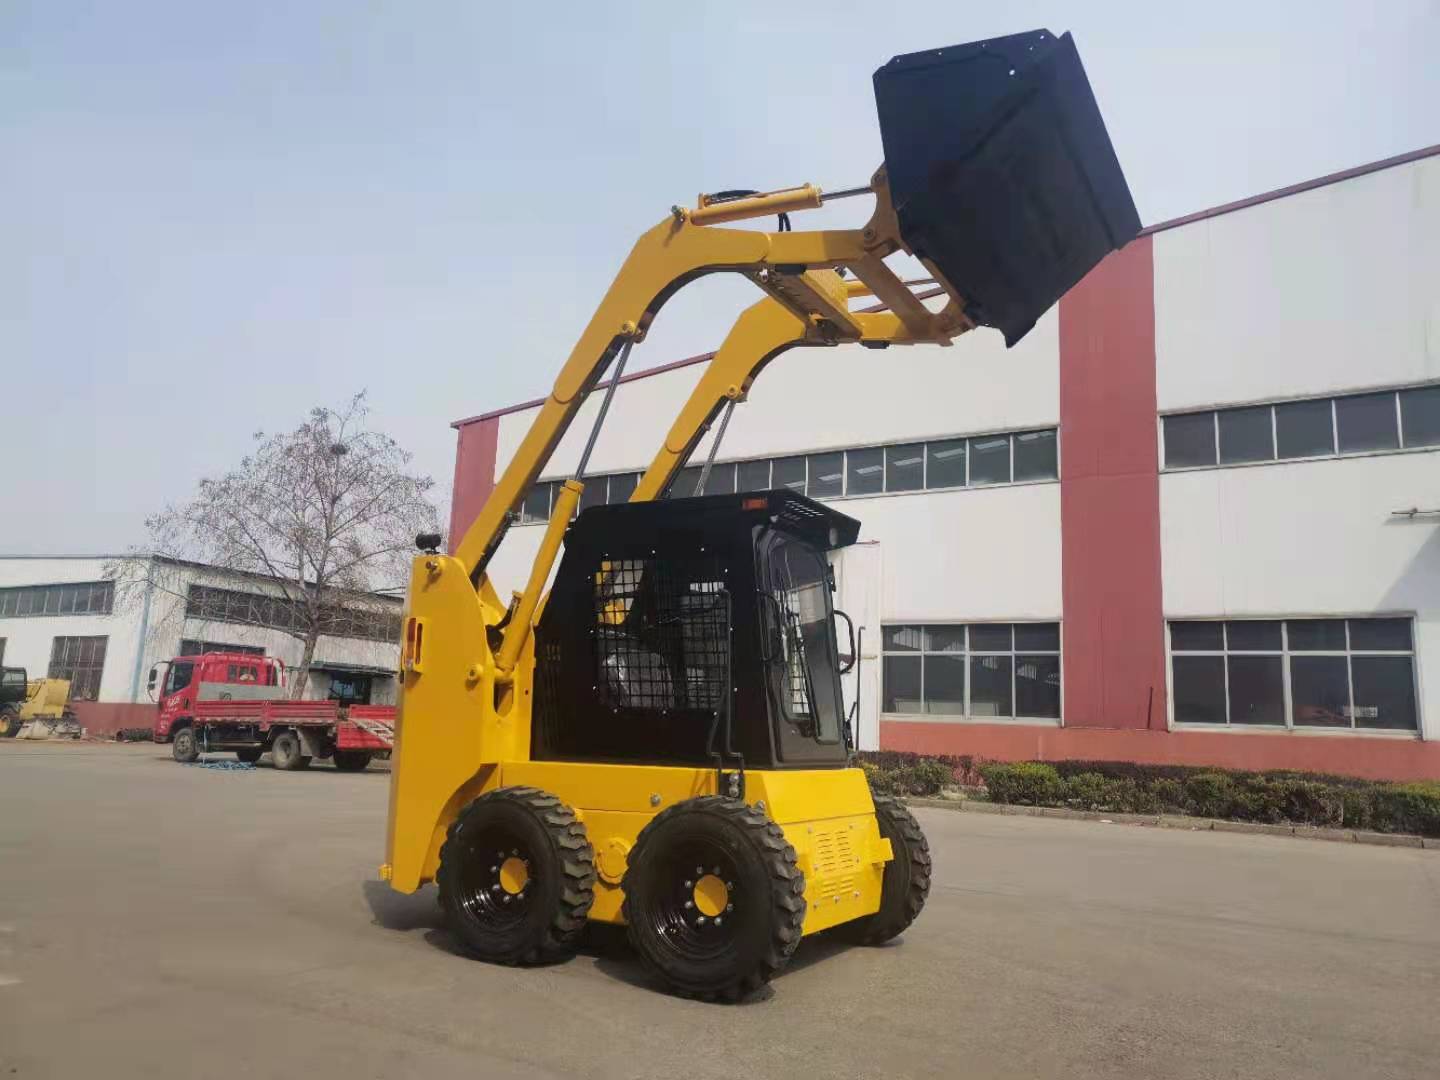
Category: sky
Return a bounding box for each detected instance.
[3,1,1438,554]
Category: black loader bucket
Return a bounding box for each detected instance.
[874,30,1141,346]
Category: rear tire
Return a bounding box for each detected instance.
[235,748,263,764]
[332,750,373,772]
[171,726,199,763]
[271,732,311,771]
[622,796,806,1002]
[0,708,21,738]
[438,787,595,965]
[835,795,931,945]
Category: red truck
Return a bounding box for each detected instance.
[148,651,394,772]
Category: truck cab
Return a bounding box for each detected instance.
[149,652,285,742]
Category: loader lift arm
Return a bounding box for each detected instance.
[452,167,966,585]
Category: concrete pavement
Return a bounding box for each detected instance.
[2,741,1437,1079]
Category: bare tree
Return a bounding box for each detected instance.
[133,393,439,697]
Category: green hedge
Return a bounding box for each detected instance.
[973,760,1440,837]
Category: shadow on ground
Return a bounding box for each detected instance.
[361,878,864,1004]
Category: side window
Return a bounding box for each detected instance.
[166,662,195,695]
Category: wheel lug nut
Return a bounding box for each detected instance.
[684,900,693,910]
[697,916,707,925]
[725,903,733,912]
[695,866,704,876]
[712,866,720,875]
[684,880,693,888]
[714,917,723,926]
[503,895,512,904]
[490,865,498,873]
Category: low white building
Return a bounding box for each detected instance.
[0,554,401,735]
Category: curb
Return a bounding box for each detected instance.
[906,797,1436,850]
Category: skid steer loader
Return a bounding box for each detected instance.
[383,30,1140,1000]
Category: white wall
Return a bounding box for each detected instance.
[1160,450,1440,737]
[0,557,148,702]
[493,309,1059,480]
[488,482,1063,625]
[1154,155,1440,411]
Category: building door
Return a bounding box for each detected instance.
[831,540,882,752]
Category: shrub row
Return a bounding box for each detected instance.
[977,761,1440,837]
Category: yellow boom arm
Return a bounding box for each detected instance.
[451,170,973,671]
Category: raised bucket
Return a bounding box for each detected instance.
[874,30,1141,346]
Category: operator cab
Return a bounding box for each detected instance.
[532,490,860,771]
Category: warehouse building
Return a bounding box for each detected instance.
[448,145,1440,781]
[0,555,402,735]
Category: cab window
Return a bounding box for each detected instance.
[165,662,195,695]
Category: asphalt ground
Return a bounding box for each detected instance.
[2,741,1437,1079]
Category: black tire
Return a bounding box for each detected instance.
[235,748,263,764]
[332,750,373,772]
[836,795,931,945]
[271,732,311,771]
[438,786,595,965]
[0,708,21,738]
[171,726,199,763]
[622,796,806,1002]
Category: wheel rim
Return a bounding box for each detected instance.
[643,831,742,960]
[176,731,193,753]
[454,825,535,929]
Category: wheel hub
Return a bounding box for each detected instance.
[691,874,727,917]
[498,856,529,895]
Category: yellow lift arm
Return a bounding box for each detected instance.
[454,169,974,678]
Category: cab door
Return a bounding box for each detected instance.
[831,540,882,752]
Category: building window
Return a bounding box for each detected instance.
[0,581,114,619]
[519,482,554,523]
[178,639,266,657]
[48,635,108,701]
[881,623,1060,720]
[185,585,400,644]
[1169,618,1418,731]
[327,673,373,705]
[1162,385,1440,471]
[524,425,1062,522]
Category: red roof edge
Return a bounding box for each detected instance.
[1139,142,1440,237]
[453,144,1440,429]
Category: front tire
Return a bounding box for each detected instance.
[437,787,596,965]
[171,726,199,763]
[332,750,373,772]
[0,708,22,738]
[622,796,806,1002]
[836,795,931,945]
[271,732,311,771]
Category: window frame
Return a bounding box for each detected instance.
[880,622,1063,724]
[47,634,109,701]
[1165,616,1420,734]
[518,426,1062,524]
[1161,384,1440,474]
[0,581,115,619]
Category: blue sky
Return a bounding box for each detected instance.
[3,1,1437,553]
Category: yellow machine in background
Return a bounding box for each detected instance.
[382,30,1141,1000]
[0,671,79,739]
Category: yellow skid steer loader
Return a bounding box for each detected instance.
[381,30,1140,1000]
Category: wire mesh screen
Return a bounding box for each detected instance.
[593,557,729,713]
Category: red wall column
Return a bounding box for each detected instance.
[447,417,499,554]
[1058,236,1166,729]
